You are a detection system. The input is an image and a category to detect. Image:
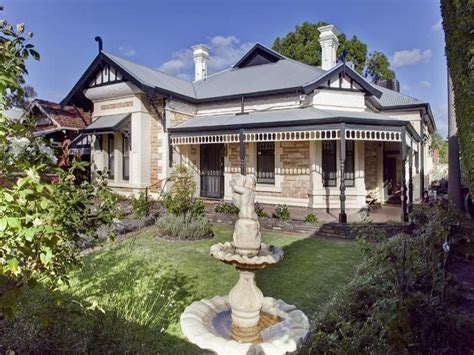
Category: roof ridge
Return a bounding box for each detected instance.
[103,51,193,85]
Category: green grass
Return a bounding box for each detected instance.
[1,225,362,353]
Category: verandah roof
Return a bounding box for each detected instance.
[168,107,420,147]
[83,113,131,134]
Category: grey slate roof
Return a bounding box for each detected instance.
[84,113,131,133]
[102,50,427,110]
[170,107,410,132]
[372,84,426,107]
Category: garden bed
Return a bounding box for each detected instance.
[206,213,409,239]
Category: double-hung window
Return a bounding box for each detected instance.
[107,134,114,179]
[322,141,337,187]
[257,142,275,184]
[122,134,130,181]
[344,141,355,187]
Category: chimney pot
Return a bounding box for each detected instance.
[318,25,340,71]
[192,44,209,81]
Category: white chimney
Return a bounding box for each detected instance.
[318,25,340,71]
[192,44,209,81]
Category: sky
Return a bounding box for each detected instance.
[3,0,448,136]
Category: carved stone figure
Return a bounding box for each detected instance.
[231,174,261,256]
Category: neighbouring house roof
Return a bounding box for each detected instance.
[169,107,421,141]
[61,43,435,131]
[29,99,91,131]
[83,113,131,133]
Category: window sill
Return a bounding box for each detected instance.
[256,184,281,193]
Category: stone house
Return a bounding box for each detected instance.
[61,25,436,222]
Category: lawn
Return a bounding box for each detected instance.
[1,224,362,354]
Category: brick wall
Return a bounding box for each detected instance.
[143,95,164,192]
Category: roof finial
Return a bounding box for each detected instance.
[94,36,103,52]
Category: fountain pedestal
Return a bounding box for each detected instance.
[180,175,309,354]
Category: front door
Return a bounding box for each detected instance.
[200,144,224,198]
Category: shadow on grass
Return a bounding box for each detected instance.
[1,242,202,354]
[256,238,361,316]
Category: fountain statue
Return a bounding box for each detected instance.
[180,174,309,354]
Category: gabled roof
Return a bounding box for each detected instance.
[233,43,284,68]
[61,43,435,130]
[30,99,91,130]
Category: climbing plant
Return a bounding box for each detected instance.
[441,0,474,192]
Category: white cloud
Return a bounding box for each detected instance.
[419,80,431,88]
[118,46,136,57]
[391,49,432,68]
[158,35,254,80]
[431,19,443,31]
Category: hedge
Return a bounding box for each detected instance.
[441,0,474,192]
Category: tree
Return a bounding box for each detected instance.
[365,51,396,81]
[4,84,37,109]
[431,132,448,164]
[272,21,394,80]
[0,17,117,317]
[441,0,474,194]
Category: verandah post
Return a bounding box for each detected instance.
[339,123,347,223]
[239,129,245,175]
[408,138,414,214]
[400,127,408,222]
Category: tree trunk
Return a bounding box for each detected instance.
[447,71,462,209]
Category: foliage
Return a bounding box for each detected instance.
[254,201,268,218]
[4,84,36,109]
[156,212,213,240]
[304,213,318,223]
[162,165,204,216]
[441,0,474,192]
[131,191,152,218]
[273,204,290,220]
[430,132,448,164]
[0,18,117,317]
[366,51,396,81]
[304,202,474,354]
[272,21,394,79]
[214,201,239,214]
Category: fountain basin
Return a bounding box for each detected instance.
[210,242,284,269]
[180,295,310,355]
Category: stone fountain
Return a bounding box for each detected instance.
[180,174,309,354]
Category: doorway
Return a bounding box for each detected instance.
[200,144,224,198]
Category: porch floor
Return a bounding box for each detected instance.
[205,201,403,223]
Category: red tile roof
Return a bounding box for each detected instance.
[31,99,91,130]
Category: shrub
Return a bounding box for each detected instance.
[273,204,290,220]
[254,202,268,218]
[156,212,213,240]
[163,165,204,216]
[303,202,473,354]
[215,201,239,215]
[131,191,152,218]
[304,213,318,223]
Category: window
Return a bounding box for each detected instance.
[122,134,130,181]
[257,142,275,184]
[344,141,355,187]
[322,141,337,187]
[107,134,114,179]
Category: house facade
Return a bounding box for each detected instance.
[61,25,436,222]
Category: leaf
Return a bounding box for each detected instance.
[40,248,52,265]
[24,228,35,242]
[3,192,14,202]
[40,198,49,210]
[7,258,19,273]
[0,219,7,232]
[7,217,21,228]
